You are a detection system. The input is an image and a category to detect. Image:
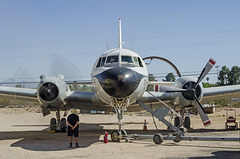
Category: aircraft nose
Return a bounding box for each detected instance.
[96,67,144,98]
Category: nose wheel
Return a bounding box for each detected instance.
[111,129,128,142]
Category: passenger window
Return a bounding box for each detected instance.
[96,58,102,67]
[107,56,118,63]
[121,56,133,63]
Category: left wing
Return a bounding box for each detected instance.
[202,85,240,102]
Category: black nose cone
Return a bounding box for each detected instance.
[96,67,144,98]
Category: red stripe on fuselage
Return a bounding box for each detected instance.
[155,85,158,92]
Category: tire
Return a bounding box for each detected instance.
[173,134,181,143]
[50,118,57,131]
[153,133,163,144]
[60,118,66,132]
[174,116,180,127]
[184,116,191,129]
[111,130,120,142]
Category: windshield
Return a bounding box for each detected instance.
[106,56,118,63]
[121,56,133,63]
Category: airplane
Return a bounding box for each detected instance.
[1,18,240,142]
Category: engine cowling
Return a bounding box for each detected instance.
[37,74,69,110]
[171,76,203,107]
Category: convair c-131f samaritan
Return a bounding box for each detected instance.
[1,18,240,142]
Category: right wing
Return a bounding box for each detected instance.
[0,86,37,100]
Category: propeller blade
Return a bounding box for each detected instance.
[193,95,211,127]
[194,58,216,89]
[158,85,187,93]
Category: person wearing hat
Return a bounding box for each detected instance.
[67,109,80,148]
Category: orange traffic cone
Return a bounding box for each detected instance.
[143,119,147,131]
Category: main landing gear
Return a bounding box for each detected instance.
[174,112,191,129]
[50,110,67,132]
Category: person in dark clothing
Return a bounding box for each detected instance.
[67,109,79,148]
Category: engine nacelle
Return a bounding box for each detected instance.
[171,76,203,107]
[37,74,69,110]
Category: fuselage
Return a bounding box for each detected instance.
[91,48,149,106]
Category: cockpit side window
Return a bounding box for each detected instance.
[121,56,133,63]
[133,57,139,66]
[96,57,102,67]
[96,57,106,68]
[106,56,118,63]
[101,57,106,66]
[137,57,143,67]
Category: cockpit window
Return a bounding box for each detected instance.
[106,56,118,63]
[96,57,106,67]
[133,57,139,66]
[121,56,133,63]
[137,57,143,67]
[101,57,106,66]
[96,58,102,67]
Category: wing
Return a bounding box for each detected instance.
[202,85,240,102]
[0,86,37,100]
[0,86,111,111]
[65,91,111,111]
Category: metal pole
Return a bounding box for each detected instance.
[215,65,221,83]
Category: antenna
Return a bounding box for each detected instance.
[118,18,122,49]
[106,41,109,50]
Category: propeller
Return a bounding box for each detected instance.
[161,58,216,127]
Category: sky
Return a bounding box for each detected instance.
[1,0,240,83]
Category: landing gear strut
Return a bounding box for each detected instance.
[111,107,128,142]
[110,97,129,142]
[50,110,67,132]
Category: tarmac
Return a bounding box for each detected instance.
[0,107,240,159]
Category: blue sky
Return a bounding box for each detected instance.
[1,0,240,83]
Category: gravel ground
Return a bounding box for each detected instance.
[0,107,240,159]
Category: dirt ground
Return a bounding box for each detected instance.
[0,107,240,159]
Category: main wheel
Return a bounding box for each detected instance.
[60,118,66,132]
[184,116,191,129]
[111,130,120,142]
[174,116,180,127]
[50,118,57,131]
[153,133,163,144]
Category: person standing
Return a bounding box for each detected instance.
[67,109,80,148]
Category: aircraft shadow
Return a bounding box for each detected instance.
[188,151,240,159]
[0,123,104,151]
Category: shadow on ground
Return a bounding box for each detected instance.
[0,123,104,151]
[189,151,240,159]
[0,122,239,152]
